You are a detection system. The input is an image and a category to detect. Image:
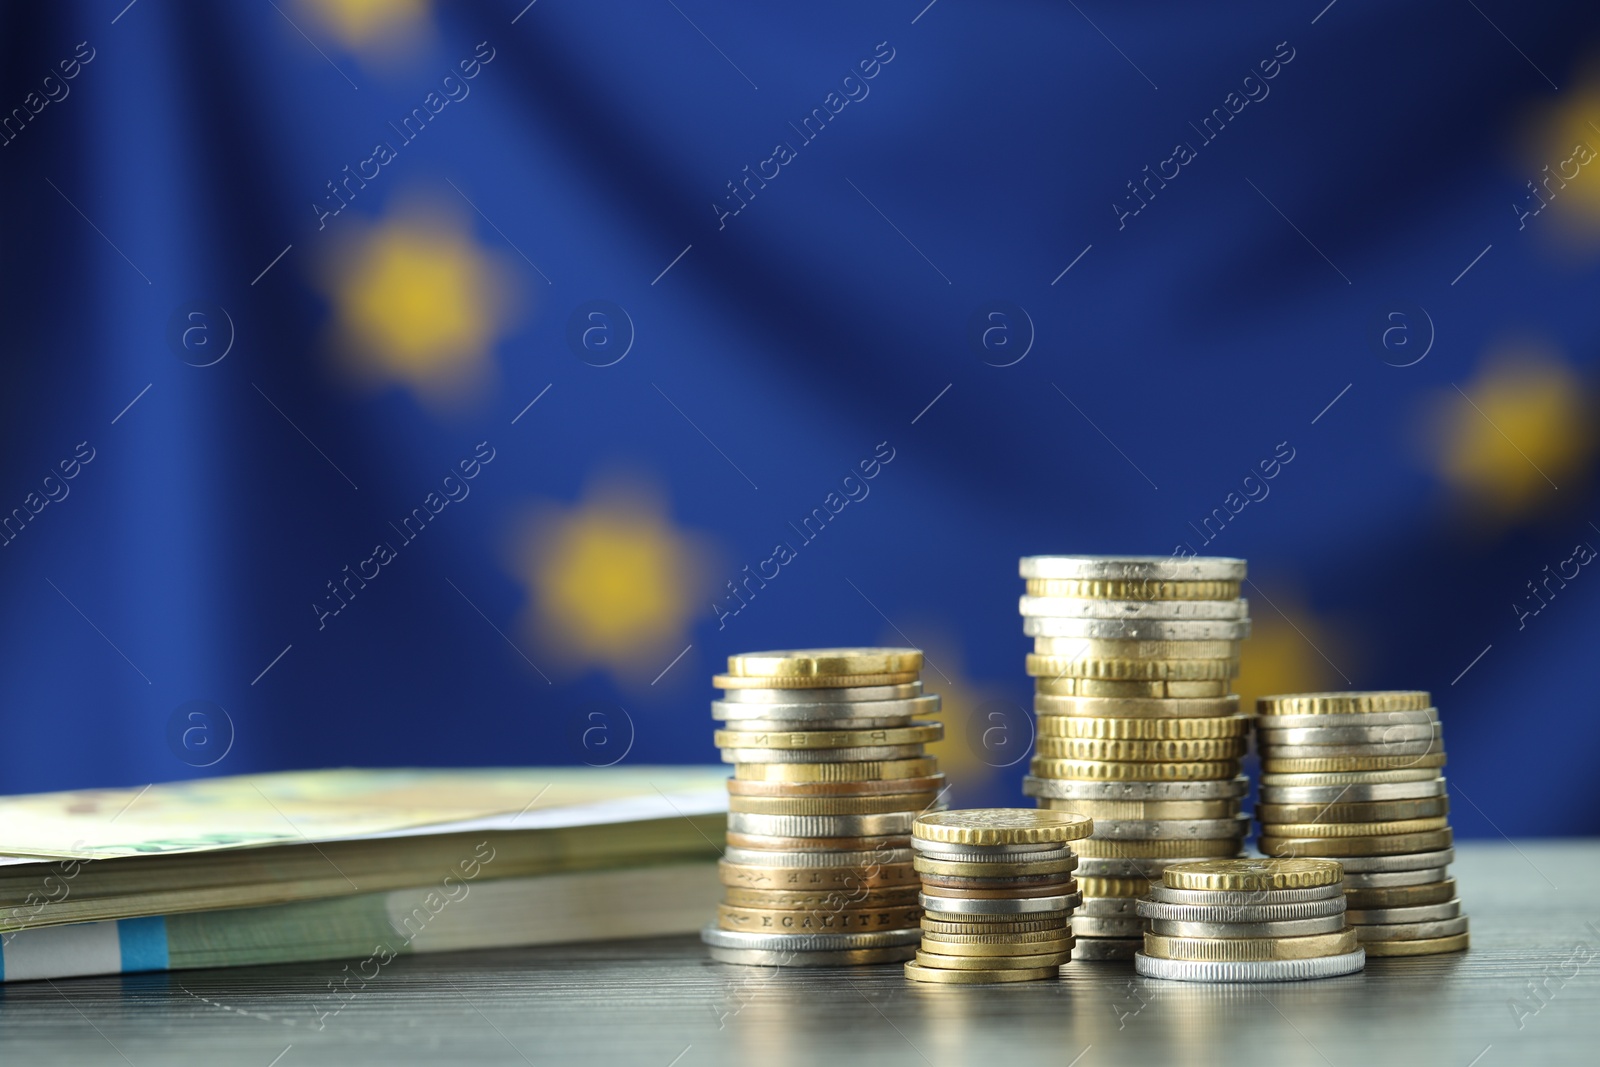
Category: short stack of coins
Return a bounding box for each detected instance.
[701,648,945,966]
[1134,858,1366,981]
[1017,555,1252,961]
[1255,690,1469,957]
[905,809,1092,984]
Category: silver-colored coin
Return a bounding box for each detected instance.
[1018,556,1248,581]
[912,840,1072,861]
[1134,949,1366,982]
[1261,739,1443,759]
[1073,914,1145,938]
[721,846,914,868]
[1260,769,1442,786]
[1137,897,1347,923]
[1077,896,1142,918]
[713,695,941,721]
[701,925,923,951]
[1149,884,1344,907]
[1340,867,1449,889]
[1257,723,1441,746]
[717,682,924,704]
[1071,936,1142,961]
[1020,597,1250,622]
[1087,814,1250,840]
[1023,775,1251,802]
[726,811,922,837]
[1022,617,1251,639]
[919,892,1077,916]
[1328,849,1455,874]
[708,945,916,966]
[720,744,927,764]
[1353,915,1469,941]
[1346,899,1461,924]
[1255,710,1439,730]
[1147,915,1346,938]
[717,716,914,731]
[1077,855,1246,880]
[1258,778,1449,804]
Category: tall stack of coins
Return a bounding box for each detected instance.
[701,648,946,966]
[1017,555,1252,961]
[905,809,1092,984]
[1134,858,1365,982]
[1255,690,1469,957]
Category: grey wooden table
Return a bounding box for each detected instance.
[2,841,1596,1065]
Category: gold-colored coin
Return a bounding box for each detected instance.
[1256,797,1449,823]
[1260,817,1450,838]
[1259,829,1454,857]
[1260,769,1441,786]
[1077,876,1158,898]
[921,916,1069,936]
[1074,837,1241,860]
[1263,753,1446,773]
[718,862,919,891]
[728,792,940,816]
[1035,695,1240,719]
[725,774,946,797]
[715,903,922,932]
[735,758,937,782]
[917,937,1075,957]
[1034,736,1247,762]
[1361,932,1469,956]
[904,962,1059,983]
[1036,678,1233,698]
[1038,798,1238,820]
[1256,691,1432,716]
[912,855,1079,878]
[719,885,921,908]
[726,647,924,678]
[1164,858,1344,892]
[1037,715,1250,740]
[1024,578,1241,600]
[915,948,1074,970]
[920,881,1076,900]
[713,722,943,749]
[1030,758,1242,782]
[1343,880,1457,909]
[1143,929,1358,961]
[913,809,1094,846]
[1031,638,1242,660]
[713,671,920,689]
[1026,655,1239,681]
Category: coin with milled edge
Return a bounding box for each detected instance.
[726,812,922,837]
[1036,678,1234,698]
[1150,884,1344,906]
[1078,876,1159,898]
[1073,915,1144,937]
[1148,915,1346,938]
[920,916,1069,936]
[1352,916,1469,941]
[725,833,911,852]
[719,885,921,908]
[720,715,914,732]
[1260,817,1449,838]
[721,846,913,868]
[722,744,929,764]
[1258,710,1439,730]
[1030,759,1243,782]
[1263,739,1442,759]
[1137,898,1347,923]
[1027,655,1239,681]
[736,758,937,782]
[714,695,941,721]
[1327,849,1454,873]
[1345,899,1461,924]
[1022,577,1243,600]
[701,924,922,952]
[914,809,1094,846]
[713,722,943,749]
[715,903,923,932]
[917,937,1076,957]
[1258,723,1441,745]
[1344,880,1456,908]
[1259,829,1453,857]
[919,893,1074,915]
[1257,691,1431,716]
[719,863,920,890]
[1074,838,1242,860]
[1341,867,1449,890]
[726,774,946,798]
[1024,775,1250,801]
[1165,859,1343,892]
[1019,556,1248,581]
[1079,855,1243,880]
[1362,933,1468,956]
[904,962,1060,983]
[1144,929,1358,961]
[1035,736,1247,761]
[1082,815,1250,840]
[719,682,924,704]
[1077,897,1141,918]
[913,856,1078,878]
[915,948,1074,970]
[1256,797,1449,823]
[1134,949,1366,982]
[1038,798,1240,820]
[728,792,939,816]
[912,839,1069,861]
[1263,754,1446,773]
[714,671,921,689]
[1024,617,1251,640]
[1259,779,1448,804]
[1040,715,1250,741]
[1031,637,1242,659]
[1034,694,1241,719]
[1260,768,1442,786]
[1073,938,1142,961]
[919,880,1077,899]
[727,648,923,678]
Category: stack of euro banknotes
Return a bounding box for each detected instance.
[0,768,727,983]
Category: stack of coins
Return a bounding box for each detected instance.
[905,809,1092,984]
[701,648,946,966]
[1017,555,1252,961]
[1255,690,1469,957]
[1134,858,1366,981]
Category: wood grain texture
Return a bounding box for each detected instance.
[0,841,1594,1066]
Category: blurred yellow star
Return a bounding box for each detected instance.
[1520,74,1600,239]
[320,203,516,405]
[295,0,429,53]
[509,477,718,685]
[1422,346,1594,519]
